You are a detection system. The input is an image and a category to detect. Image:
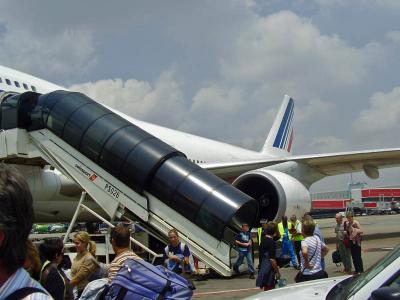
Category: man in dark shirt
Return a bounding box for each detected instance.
[39,238,70,300]
[257,222,280,291]
[233,223,255,279]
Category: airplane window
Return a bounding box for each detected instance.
[5,79,11,85]
[31,86,37,92]
[23,83,28,90]
[14,81,20,88]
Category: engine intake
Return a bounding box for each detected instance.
[233,169,311,224]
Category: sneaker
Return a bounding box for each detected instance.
[233,265,239,275]
[249,273,255,279]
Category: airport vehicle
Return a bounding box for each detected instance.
[48,223,68,233]
[32,224,51,234]
[1,65,400,276]
[243,245,400,300]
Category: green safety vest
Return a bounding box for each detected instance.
[277,222,293,241]
[290,220,304,241]
[257,227,263,245]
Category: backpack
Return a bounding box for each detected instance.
[5,287,47,300]
[104,258,195,300]
[164,243,196,273]
[332,250,341,265]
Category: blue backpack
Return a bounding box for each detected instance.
[104,259,195,300]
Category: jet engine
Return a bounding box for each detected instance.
[232,169,311,223]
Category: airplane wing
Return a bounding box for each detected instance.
[201,148,400,181]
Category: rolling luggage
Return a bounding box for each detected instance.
[105,258,194,300]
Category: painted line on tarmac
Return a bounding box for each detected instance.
[363,247,394,252]
[194,287,260,296]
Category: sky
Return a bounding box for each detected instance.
[0,0,399,192]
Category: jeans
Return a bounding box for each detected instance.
[350,241,364,273]
[338,240,352,272]
[235,251,255,274]
[282,238,298,267]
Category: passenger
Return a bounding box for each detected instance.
[295,218,329,282]
[39,238,73,300]
[80,225,142,300]
[334,213,352,274]
[257,219,268,246]
[164,228,195,275]
[0,164,51,299]
[345,212,364,274]
[70,231,98,298]
[303,214,325,270]
[256,222,281,291]
[257,219,268,269]
[289,214,303,268]
[24,239,42,281]
[107,224,141,282]
[233,223,255,279]
[277,216,298,269]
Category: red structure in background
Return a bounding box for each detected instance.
[361,188,400,199]
[311,199,352,210]
[310,186,400,217]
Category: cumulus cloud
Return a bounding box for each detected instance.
[313,0,400,7]
[69,69,186,128]
[353,86,400,132]
[175,10,375,149]
[220,11,369,91]
[295,98,335,122]
[0,25,96,82]
[386,31,400,44]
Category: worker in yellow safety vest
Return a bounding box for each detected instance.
[257,219,268,245]
[257,219,268,269]
[289,214,303,268]
[277,216,298,268]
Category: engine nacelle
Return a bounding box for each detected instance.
[232,169,311,224]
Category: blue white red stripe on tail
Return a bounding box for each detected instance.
[272,97,294,152]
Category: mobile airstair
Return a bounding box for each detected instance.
[0,90,259,276]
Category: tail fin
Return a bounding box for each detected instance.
[262,95,294,156]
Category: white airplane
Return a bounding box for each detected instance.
[1,64,400,223]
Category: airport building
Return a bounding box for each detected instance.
[310,183,400,217]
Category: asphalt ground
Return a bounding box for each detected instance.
[192,214,400,300]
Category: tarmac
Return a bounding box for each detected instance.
[191,214,400,300]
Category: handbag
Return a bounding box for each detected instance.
[294,271,303,283]
[332,250,341,264]
[343,237,351,248]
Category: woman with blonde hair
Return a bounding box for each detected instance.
[70,231,98,298]
[23,239,41,281]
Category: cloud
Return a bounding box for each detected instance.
[312,0,400,8]
[295,98,335,122]
[309,136,347,153]
[386,31,400,44]
[0,26,96,82]
[353,86,400,132]
[69,69,186,128]
[220,11,369,92]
